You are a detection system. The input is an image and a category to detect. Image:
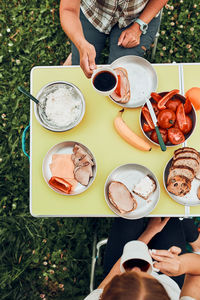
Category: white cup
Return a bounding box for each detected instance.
[91,66,118,96]
[120,241,153,274]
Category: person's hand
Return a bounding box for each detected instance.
[118,23,142,48]
[150,248,184,277]
[79,41,97,78]
[145,217,170,236]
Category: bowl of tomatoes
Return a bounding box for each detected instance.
[140,90,196,147]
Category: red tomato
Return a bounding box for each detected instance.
[150,128,168,144]
[181,115,193,134]
[184,98,192,114]
[168,128,185,145]
[166,99,181,112]
[157,109,176,129]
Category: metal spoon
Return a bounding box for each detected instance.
[18,86,44,109]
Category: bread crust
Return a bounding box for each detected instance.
[132,176,156,200]
[172,157,199,174]
[167,175,191,197]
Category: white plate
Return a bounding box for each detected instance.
[104,164,160,219]
[42,141,97,195]
[110,55,157,108]
[163,157,200,206]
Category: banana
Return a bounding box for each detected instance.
[114,109,152,151]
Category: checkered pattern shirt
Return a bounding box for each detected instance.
[81,0,149,34]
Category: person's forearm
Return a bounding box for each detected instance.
[139,0,168,24]
[181,274,200,299]
[60,0,86,51]
[98,258,121,289]
[138,229,158,244]
[180,253,200,275]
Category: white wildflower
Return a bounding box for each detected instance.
[16,59,21,65]
[6,28,11,32]
[170,22,175,26]
[190,27,194,32]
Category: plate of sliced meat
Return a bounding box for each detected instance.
[109,55,157,108]
[104,163,160,219]
[43,141,97,195]
[164,147,200,206]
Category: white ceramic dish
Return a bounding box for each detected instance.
[104,163,160,219]
[42,141,97,195]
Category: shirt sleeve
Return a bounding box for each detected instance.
[83,289,103,300]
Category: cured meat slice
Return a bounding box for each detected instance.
[74,164,93,186]
[110,67,131,104]
[49,154,78,191]
[108,181,137,214]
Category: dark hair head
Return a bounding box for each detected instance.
[101,271,170,300]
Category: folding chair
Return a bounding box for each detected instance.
[151,8,163,61]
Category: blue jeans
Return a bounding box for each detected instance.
[71,10,161,64]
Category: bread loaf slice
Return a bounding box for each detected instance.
[132,175,156,200]
[174,151,200,164]
[167,166,195,184]
[172,157,199,175]
[174,147,199,156]
[196,166,200,180]
[167,175,191,197]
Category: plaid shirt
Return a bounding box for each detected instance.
[81,0,149,34]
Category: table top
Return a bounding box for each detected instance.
[30,63,200,217]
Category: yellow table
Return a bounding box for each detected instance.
[30,64,199,217]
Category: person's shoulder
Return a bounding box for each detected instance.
[83,289,103,300]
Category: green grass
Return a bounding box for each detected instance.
[0,0,200,299]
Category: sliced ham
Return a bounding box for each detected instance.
[49,153,78,191]
[110,67,131,104]
[72,144,94,186]
[74,164,93,186]
[108,181,137,214]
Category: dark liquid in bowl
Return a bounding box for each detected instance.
[123,259,150,272]
[93,71,116,92]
